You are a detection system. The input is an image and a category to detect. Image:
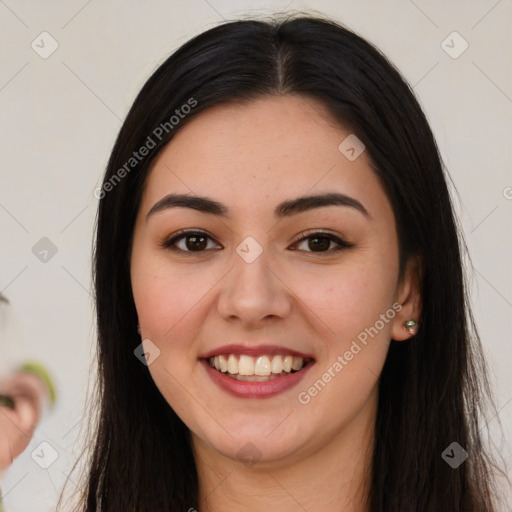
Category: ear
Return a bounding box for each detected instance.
[391,255,422,341]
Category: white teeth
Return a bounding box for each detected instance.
[254,356,271,376]
[218,355,228,372]
[208,353,308,378]
[271,355,283,374]
[238,355,255,375]
[227,354,238,374]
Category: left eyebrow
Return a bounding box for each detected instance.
[275,192,370,219]
[146,192,370,221]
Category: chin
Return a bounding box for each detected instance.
[193,415,309,466]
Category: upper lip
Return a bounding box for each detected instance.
[199,344,315,360]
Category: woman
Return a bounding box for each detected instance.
[68,14,505,511]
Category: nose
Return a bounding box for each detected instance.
[216,242,292,327]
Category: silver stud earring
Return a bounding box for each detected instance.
[403,319,417,334]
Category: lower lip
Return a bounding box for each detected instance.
[200,359,314,399]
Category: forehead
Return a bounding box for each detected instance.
[140,95,389,220]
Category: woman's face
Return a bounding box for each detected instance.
[130,95,417,466]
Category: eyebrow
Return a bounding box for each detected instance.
[146,192,370,221]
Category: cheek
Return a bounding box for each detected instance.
[289,254,399,343]
[131,254,213,424]
[131,249,217,344]
[289,255,398,406]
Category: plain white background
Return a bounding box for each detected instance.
[0,1,510,510]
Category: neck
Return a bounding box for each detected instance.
[193,392,376,512]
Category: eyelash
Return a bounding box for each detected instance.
[160,229,353,255]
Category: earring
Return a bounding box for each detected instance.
[403,319,417,335]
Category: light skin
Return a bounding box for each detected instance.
[130,95,421,511]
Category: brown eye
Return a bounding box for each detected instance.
[185,234,207,251]
[293,231,352,254]
[162,230,221,253]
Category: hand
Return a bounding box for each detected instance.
[0,372,47,472]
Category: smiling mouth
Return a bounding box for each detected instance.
[206,353,313,382]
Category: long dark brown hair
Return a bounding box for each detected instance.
[63,13,505,511]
